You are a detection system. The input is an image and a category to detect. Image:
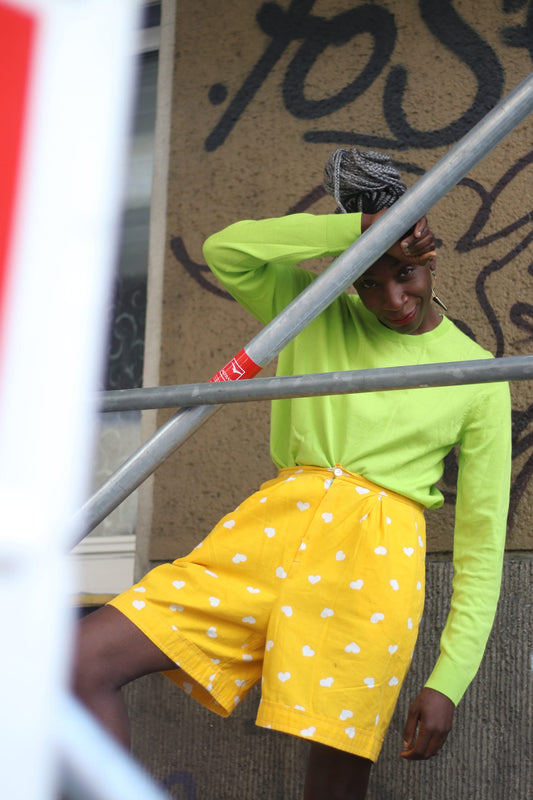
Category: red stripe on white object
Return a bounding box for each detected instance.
[209,348,262,382]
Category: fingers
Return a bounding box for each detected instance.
[400,723,449,760]
[400,688,454,760]
[400,216,435,260]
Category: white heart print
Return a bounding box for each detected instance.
[388,644,398,654]
[132,600,145,610]
[320,607,334,618]
[308,575,321,584]
[319,677,334,687]
[403,547,414,557]
[364,677,375,688]
[374,546,387,556]
[232,553,247,564]
[133,586,146,593]
[302,645,315,657]
[350,579,364,590]
[281,605,293,617]
[297,501,310,511]
[340,709,353,721]
[264,527,276,538]
[345,727,356,739]
[345,641,361,654]
[223,519,235,529]
[209,596,220,607]
[371,612,385,623]
[321,512,333,523]
[172,580,185,590]
[278,671,291,682]
[276,566,287,579]
[389,579,399,591]
[301,726,316,737]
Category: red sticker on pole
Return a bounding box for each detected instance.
[209,348,262,383]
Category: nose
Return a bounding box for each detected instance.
[382,281,406,310]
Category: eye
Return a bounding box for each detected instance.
[398,266,415,280]
[356,278,377,290]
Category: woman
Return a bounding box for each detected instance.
[74,149,511,799]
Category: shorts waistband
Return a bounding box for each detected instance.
[277,465,424,512]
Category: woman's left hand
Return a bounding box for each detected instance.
[400,687,455,760]
[362,210,436,265]
[399,217,436,264]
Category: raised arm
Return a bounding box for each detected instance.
[203,211,436,324]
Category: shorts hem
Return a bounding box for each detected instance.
[256,699,383,762]
[107,597,238,717]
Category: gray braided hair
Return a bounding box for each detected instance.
[323,148,407,214]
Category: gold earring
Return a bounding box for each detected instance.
[431,274,448,312]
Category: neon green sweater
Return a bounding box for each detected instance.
[203,212,511,706]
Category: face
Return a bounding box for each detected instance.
[353,254,441,335]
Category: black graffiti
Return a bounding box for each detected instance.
[170,235,235,301]
[456,150,533,358]
[510,302,533,345]
[501,0,533,61]
[382,0,504,150]
[204,0,514,152]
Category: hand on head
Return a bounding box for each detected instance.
[363,210,437,266]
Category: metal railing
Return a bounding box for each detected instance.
[76,69,533,544]
[98,356,533,412]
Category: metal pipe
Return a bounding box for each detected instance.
[77,71,533,541]
[98,356,533,411]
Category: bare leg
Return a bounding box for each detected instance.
[71,605,175,748]
[304,742,372,800]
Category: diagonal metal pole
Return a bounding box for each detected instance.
[77,70,533,542]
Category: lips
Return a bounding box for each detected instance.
[385,308,417,326]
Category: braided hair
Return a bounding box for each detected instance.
[323,148,406,214]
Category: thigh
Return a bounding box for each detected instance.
[74,605,176,690]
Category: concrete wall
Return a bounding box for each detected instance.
[134,0,533,796]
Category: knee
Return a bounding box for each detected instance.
[305,743,372,800]
[71,607,128,700]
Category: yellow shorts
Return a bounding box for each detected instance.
[109,466,426,761]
